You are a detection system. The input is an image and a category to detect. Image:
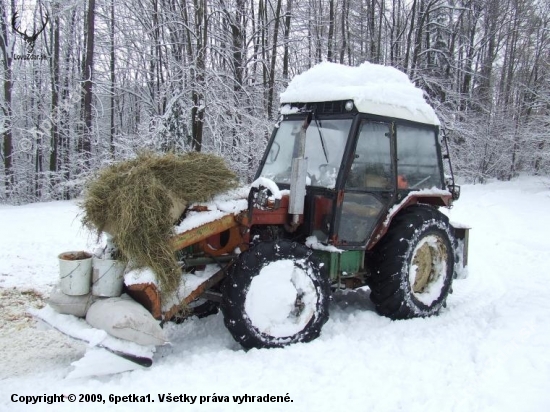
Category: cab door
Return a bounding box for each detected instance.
[335,120,394,246]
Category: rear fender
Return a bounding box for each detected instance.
[367,190,453,250]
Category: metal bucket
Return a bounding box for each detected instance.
[92,257,126,297]
[58,251,93,296]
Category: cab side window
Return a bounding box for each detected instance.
[345,121,392,190]
[396,125,442,189]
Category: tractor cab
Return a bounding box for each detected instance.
[256,99,453,250]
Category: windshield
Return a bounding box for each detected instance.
[259,117,353,188]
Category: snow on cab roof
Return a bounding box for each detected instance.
[280,61,440,126]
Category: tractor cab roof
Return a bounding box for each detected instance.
[280,62,439,126]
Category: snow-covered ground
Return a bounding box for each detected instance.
[1,176,550,411]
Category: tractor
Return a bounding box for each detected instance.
[126,68,469,350]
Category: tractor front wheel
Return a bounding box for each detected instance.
[221,240,330,349]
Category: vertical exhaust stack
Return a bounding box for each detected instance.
[289,113,311,227]
[289,157,307,224]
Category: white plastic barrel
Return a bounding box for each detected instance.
[58,251,93,296]
[92,257,126,297]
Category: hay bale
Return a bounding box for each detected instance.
[81,152,237,295]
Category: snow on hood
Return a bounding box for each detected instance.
[280,61,440,126]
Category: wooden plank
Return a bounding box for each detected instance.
[162,268,228,321]
[171,214,238,251]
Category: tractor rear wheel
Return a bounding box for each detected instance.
[221,240,330,349]
[368,205,454,319]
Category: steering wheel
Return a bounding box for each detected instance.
[410,175,432,189]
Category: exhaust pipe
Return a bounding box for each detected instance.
[288,113,311,229]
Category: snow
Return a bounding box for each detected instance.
[382,187,452,226]
[0,201,99,292]
[280,61,440,126]
[279,104,300,115]
[1,176,550,411]
[305,235,343,253]
[175,187,249,234]
[66,348,145,379]
[161,265,220,312]
[244,259,317,338]
[31,306,156,360]
[124,267,158,286]
[251,177,283,199]
[124,264,221,312]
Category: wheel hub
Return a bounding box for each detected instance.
[290,292,306,318]
[411,235,448,296]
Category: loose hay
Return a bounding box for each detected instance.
[81,152,238,296]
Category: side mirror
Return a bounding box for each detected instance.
[448,184,461,200]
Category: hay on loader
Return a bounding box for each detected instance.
[81,152,238,296]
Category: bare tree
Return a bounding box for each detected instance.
[80,0,95,164]
[0,0,14,194]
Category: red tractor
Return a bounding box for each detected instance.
[128,95,468,350]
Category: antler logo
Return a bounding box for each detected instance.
[11,11,49,55]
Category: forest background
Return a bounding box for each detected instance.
[1,0,548,203]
